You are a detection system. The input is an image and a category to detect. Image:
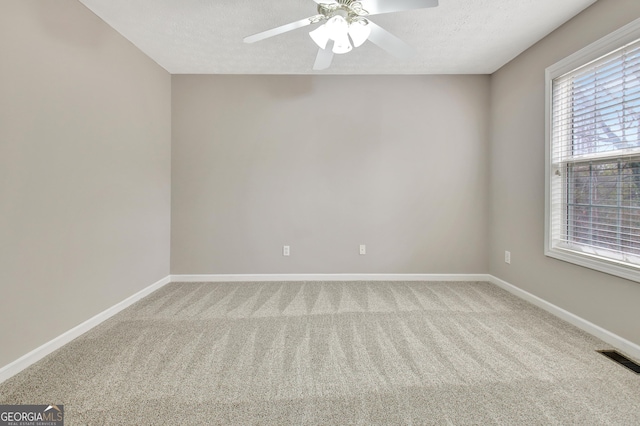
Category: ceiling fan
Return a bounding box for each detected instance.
[243,0,439,70]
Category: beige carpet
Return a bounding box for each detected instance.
[1,281,639,425]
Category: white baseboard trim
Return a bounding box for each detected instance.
[488,275,640,361]
[170,273,493,282]
[0,275,171,385]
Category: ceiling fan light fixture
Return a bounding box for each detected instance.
[311,15,353,54]
[348,19,371,48]
[325,16,349,40]
[309,25,329,49]
[332,35,353,54]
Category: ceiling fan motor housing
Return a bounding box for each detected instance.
[317,0,369,22]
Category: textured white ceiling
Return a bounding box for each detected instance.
[78,0,598,74]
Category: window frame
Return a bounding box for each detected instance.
[545,17,640,283]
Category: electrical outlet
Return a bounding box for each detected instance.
[283,245,290,256]
[505,250,511,264]
[359,244,366,255]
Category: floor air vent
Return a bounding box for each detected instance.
[597,350,640,374]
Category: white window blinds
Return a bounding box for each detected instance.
[550,37,640,269]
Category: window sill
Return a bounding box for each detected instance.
[545,247,640,284]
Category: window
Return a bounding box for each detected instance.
[546,18,640,282]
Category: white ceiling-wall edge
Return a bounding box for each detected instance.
[76,1,172,74]
[78,0,598,75]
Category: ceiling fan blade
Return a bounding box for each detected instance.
[244,17,318,44]
[367,21,415,60]
[313,45,334,70]
[361,0,438,16]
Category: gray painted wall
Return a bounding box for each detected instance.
[490,0,640,346]
[0,1,171,367]
[171,75,490,274]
